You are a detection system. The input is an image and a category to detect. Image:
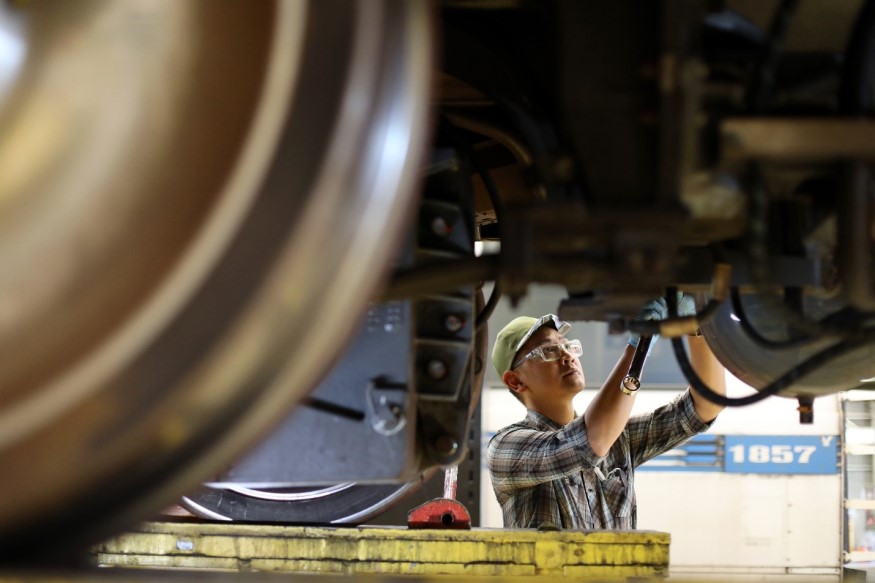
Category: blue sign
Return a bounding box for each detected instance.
[724,435,838,475]
[638,434,840,474]
[639,434,723,472]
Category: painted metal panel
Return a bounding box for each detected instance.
[638,434,723,472]
[724,435,839,475]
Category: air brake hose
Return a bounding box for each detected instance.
[666,287,875,407]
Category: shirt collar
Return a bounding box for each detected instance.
[525,409,570,431]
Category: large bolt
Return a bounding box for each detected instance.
[426,359,448,380]
[443,313,465,333]
[431,216,451,238]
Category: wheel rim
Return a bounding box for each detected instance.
[181,479,429,525]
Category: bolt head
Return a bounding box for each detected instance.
[431,216,451,237]
[426,359,448,380]
[444,313,464,333]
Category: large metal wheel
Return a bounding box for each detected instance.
[182,482,430,526]
[701,292,875,398]
[0,0,433,559]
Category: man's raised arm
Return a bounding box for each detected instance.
[688,335,726,422]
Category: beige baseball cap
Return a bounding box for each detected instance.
[492,314,572,378]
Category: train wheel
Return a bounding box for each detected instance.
[0,0,433,560]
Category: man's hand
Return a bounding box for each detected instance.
[628,293,697,349]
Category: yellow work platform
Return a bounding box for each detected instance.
[93,521,670,579]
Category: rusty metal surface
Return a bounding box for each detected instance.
[722,118,875,162]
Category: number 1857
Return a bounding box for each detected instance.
[728,444,817,464]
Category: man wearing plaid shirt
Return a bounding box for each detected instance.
[486,302,726,530]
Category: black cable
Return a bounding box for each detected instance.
[746,0,799,113]
[839,0,875,114]
[476,280,501,332]
[729,286,816,349]
[694,294,725,327]
[667,287,875,406]
[672,328,868,407]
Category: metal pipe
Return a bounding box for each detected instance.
[443,112,534,167]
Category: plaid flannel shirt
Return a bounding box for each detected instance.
[486,388,712,530]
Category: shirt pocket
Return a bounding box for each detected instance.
[600,467,633,518]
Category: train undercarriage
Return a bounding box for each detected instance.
[1,0,874,560]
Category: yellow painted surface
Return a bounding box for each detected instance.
[94,521,670,579]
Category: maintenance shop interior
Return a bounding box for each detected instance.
[2,1,875,582]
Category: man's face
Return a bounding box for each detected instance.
[513,326,586,404]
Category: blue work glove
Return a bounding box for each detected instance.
[627,293,697,350]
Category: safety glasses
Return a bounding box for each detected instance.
[512,339,582,369]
